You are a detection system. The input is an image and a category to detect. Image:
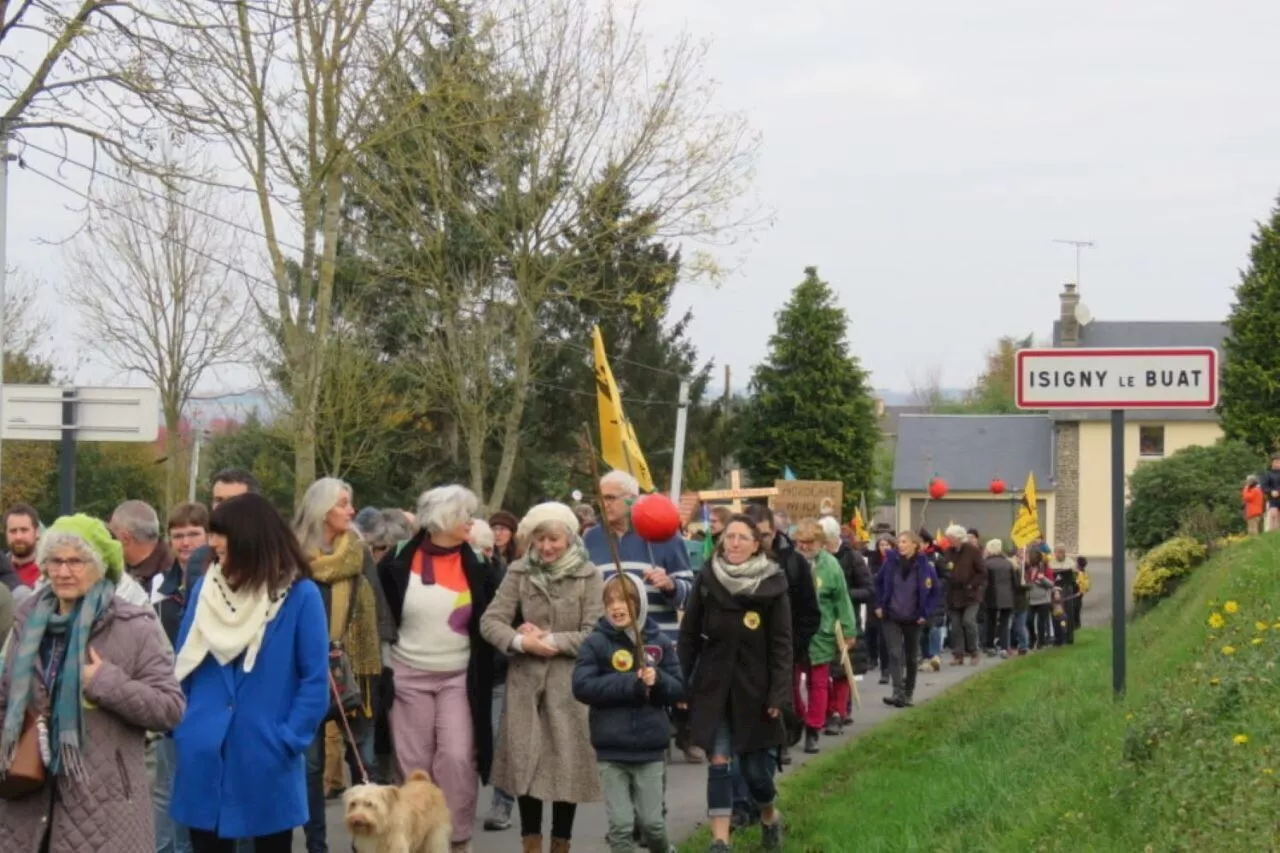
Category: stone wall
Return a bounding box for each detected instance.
[1054,421,1080,551]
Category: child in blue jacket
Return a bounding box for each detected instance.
[573,573,684,853]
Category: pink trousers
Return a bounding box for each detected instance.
[389,660,476,843]
[792,663,831,730]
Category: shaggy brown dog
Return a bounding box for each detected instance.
[344,770,453,853]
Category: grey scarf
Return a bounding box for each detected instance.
[711,551,779,598]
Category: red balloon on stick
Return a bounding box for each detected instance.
[989,477,1006,495]
[630,493,682,542]
[928,478,949,500]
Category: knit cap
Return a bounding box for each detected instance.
[516,502,580,543]
[44,514,125,583]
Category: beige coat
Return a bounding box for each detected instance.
[480,558,603,803]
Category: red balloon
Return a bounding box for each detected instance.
[990,478,1006,495]
[928,478,949,500]
[630,493,682,542]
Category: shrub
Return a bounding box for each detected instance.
[1125,440,1262,552]
[1133,536,1208,603]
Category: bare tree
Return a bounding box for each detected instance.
[156,0,431,501]
[64,160,250,511]
[349,0,763,508]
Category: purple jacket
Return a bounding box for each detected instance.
[874,551,942,623]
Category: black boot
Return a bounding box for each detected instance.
[780,746,792,765]
[823,712,842,736]
[803,727,821,754]
[882,694,904,708]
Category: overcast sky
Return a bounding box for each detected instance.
[7,0,1280,397]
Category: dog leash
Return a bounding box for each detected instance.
[329,672,371,786]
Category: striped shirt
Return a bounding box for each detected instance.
[583,526,693,635]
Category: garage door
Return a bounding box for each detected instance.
[906,498,1049,545]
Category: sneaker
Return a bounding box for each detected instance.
[950,655,965,666]
[841,714,854,725]
[882,695,903,708]
[482,797,512,831]
[803,727,820,754]
[682,744,706,764]
[823,712,842,736]
[761,814,784,850]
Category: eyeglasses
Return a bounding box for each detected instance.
[46,557,89,573]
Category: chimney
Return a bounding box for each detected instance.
[1059,282,1080,347]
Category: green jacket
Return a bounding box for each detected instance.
[809,549,859,666]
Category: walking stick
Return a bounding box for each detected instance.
[833,621,860,708]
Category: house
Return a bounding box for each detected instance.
[891,283,1225,557]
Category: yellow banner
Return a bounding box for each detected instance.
[1010,472,1042,548]
[593,327,655,492]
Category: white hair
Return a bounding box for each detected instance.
[416,485,480,534]
[600,470,640,497]
[985,539,1004,557]
[469,518,495,551]
[110,500,160,543]
[945,524,968,542]
[294,477,352,554]
[37,531,105,582]
[818,516,842,545]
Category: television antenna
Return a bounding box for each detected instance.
[1053,239,1095,287]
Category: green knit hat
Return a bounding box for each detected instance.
[45,514,125,583]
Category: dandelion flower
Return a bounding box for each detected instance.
[1263,768,1275,776]
[1208,613,1226,629]
[1125,712,1134,721]
[1209,677,1221,686]
[1253,638,1265,646]
[1257,621,1270,632]
[1233,734,1249,746]
[1222,645,1237,656]
[1224,601,1240,614]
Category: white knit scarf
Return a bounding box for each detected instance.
[174,563,290,682]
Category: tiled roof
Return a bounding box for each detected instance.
[892,414,1055,493]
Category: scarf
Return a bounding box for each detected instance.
[1,580,114,783]
[711,551,779,598]
[309,532,382,679]
[524,537,590,594]
[174,562,290,682]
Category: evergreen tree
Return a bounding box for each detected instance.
[737,267,879,513]
[1221,198,1280,453]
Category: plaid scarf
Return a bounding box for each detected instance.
[1,580,115,783]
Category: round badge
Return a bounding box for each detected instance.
[815,576,823,589]
[925,577,933,589]
[611,649,634,672]
[743,611,761,630]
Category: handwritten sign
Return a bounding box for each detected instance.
[771,480,843,520]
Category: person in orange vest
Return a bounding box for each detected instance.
[1243,475,1266,536]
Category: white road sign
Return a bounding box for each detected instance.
[1015,347,1218,410]
[1,385,160,442]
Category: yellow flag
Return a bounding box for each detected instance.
[1010,472,1042,548]
[592,327,655,491]
[851,508,868,542]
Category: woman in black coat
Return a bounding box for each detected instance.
[679,514,792,852]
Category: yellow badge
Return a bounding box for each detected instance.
[815,577,823,589]
[743,611,761,630]
[925,577,933,589]
[611,649,634,672]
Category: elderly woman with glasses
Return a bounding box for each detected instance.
[481,503,604,853]
[0,515,185,853]
[378,485,496,853]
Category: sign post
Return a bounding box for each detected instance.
[1,385,160,515]
[1015,346,1218,698]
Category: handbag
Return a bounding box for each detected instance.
[326,641,364,722]
[0,710,45,800]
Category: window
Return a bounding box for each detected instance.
[1139,425,1165,458]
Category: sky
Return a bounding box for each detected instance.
[6,0,1280,399]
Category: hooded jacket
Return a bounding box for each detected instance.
[572,574,684,763]
[874,551,942,624]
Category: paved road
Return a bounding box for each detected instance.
[294,652,1013,852]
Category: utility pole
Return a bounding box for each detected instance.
[0,124,14,492]
[1053,238,1095,286]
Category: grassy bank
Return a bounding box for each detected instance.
[681,537,1280,852]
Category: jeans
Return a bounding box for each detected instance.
[1031,604,1052,648]
[489,682,515,812]
[1012,610,1029,651]
[150,737,192,853]
[882,621,921,699]
[599,761,669,853]
[948,604,980,655]
[707,722,776,818]
[305,715,377,853]
[994,608,1012,651]
[925,624,943,659]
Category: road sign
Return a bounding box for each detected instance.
[2,385,160,442]
[1015,347,1217,409]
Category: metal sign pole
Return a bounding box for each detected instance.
[59,388,76,516]
[1110,408,1126,697]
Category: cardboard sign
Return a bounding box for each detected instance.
[771,480,843,520]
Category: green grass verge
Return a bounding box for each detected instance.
[680,537,1280,852]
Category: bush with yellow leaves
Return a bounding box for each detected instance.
[1133,536,1209,603]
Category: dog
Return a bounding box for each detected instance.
[344,770,453,853]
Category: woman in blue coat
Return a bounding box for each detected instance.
[170,493,330,853]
